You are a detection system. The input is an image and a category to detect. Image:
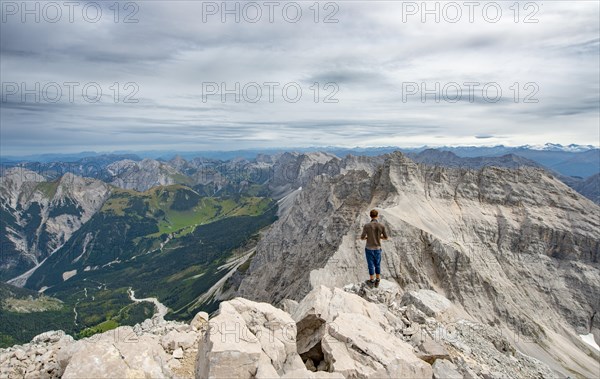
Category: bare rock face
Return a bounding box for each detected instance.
[235,152,600,377]
[400,290,454,319]
[343,281,558,379]
[323,312,432,378]
[268,152,340,199]
[196,297,304,378]
[61,326,173,378]
[292,285,393,357]
[1,317,200,379]
[432,359,463,379]
[237,168,373,302]
[1,281,566,379]
[1,169,111,283]
[196,289,436,379]
[106,158,186,192]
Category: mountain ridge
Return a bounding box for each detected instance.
[232,151,600,377]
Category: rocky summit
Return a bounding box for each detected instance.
[235,152,600,377]
[0,280,567,378]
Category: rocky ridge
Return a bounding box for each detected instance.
[0,168,111,283]
[235,152,600,377]
[0,280,560,378]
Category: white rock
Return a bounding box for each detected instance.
[401,290,453,318]
[323,312,433,378]
[14,349,27,361]
[432,359,463,379]
[292,286,389,355]
[62,327,171,378]
[281,368,345,378]
[191,311,209,331]
[160,330,197,352]
[197,297,306,378]
[280,299,299,314]
[196,301,266,379]
[172,348,184,359]
[32,330,66,344]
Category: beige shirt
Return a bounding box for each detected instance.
[361,220,388,249]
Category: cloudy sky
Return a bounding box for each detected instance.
[1,0,599,155]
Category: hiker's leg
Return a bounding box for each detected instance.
[365,248,375,279]
[374,249,382,280]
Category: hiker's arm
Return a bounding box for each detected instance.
[381,227,389,240]
[360,226,367,240]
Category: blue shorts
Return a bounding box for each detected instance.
[365,248,382,276]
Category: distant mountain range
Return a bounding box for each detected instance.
[3,144,598,178]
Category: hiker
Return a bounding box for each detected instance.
[360,209,388,288]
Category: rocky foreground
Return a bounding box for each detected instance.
[0,280,564,379]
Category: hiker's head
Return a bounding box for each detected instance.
[370,209,378,219]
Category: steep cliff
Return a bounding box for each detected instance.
[235,152,600,377]
[0,169,111,283]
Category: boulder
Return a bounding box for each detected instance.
[401,290,453,319]
[61,326,172,379]
[196,297,304,378]
[255,353,281,379]
[356,279,402,306]
[32,330,66,344]
[191,311,209,331]
[432,359,463,379]
[322,312,433,378]
[172,348,184,359]
[416,333,451,364]
[14,349,27,361]
[160,330,197,352]
[406,304,429,324]
[280,299,299,314]
[61,342,133,378]
[292,286,389,355]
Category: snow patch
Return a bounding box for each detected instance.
[580,333,600,351]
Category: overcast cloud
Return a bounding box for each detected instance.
[1,0,599,155]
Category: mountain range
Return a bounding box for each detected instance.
[1,147,599,377]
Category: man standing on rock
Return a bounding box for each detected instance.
[360,209,388,288]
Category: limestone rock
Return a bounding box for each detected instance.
[292,286,389,355]
[281,368,345,378]
[280,298,299,314]
[417,337,451,364]
[31,330,66,344]
[432,359,463,379]
[234,152,600,377]
[406,304,429,324]
[401,290,453,318]
[191,311,209,332]
[196,297,304,378]
[305,358,317,371]
[160,330,197,352]
[323,312,433,378]
[172,348,184,359]
[62,327,172,379]
[14,349,27,360]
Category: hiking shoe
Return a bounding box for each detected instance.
[375,279,380,288]
[365,279,375,287]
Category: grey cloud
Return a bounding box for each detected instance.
[1,1,599,155]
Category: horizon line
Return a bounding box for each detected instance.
[2,142,599,160]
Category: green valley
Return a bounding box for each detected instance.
[13,184,277,344]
